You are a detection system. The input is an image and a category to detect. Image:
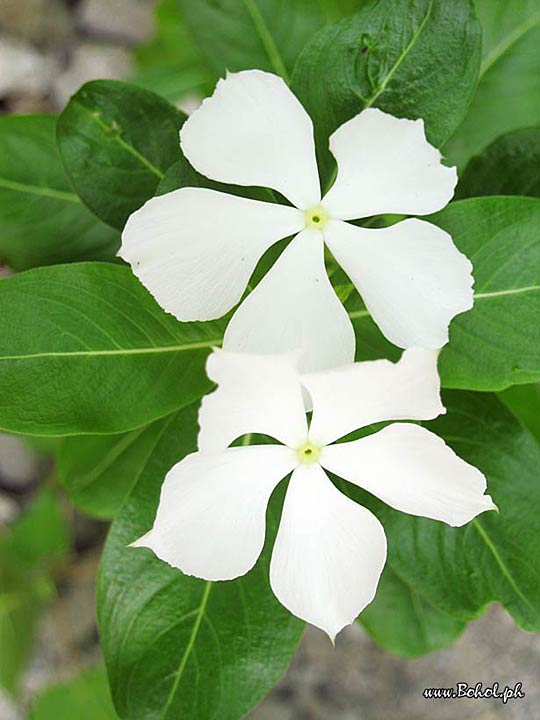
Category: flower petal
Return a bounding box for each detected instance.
[132,445,297,581]
[303,348,444,446]
[324,218,474,349]
[180,70,320,209]
[321,424,496,527]
[120,187,303,321]
[322,108,457,220]
[270,464,386,640]
[223,229,355,373]
[198,349,308,452]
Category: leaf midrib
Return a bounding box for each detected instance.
[0,338,222,362]
[241,0,290,81]
[0,176,79,203]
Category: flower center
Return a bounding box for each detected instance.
[303,205,329,230]
[296,441,321,465]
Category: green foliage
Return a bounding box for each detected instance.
[434,197,540,390]
[457,127,540,198]
[177,0,326,81]
[57,81,186,229]
[98,406,303,720]
[445,0,540,167]
[291,0,481,181]
[133,0,211,103]
[28,666,118,720]
[0,263,221,435]
[0,115,119,270]
[498,383,540,444]
[58,420,175,519]
[0,488,69,694]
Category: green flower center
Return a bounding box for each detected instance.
[296,441,321,465]
[304,205,329,230]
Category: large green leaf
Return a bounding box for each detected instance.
[369,391,540,632]
[133,0,211,103]
[435,196,540,390]
[28,666,118,720]
[177,0,325,81]
[0,263,222,436]
[0,115,119,270]
[98,406,303,720]
[58,421,172,519]
[57,81,186,230]
[0,488,69,694]
[359,565,465,657]
[291,0,481,182]
[445,0,540,167]
[457,127,540,199]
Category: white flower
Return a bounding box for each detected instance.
[132,349,495,640]
[120,70,473,373]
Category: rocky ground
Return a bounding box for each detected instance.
[1,2,539,718]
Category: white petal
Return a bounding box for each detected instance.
[198,349,308,452]
[120,187,303,321]
[223,229,355,373]
[322,108,457,220]
[132,445,297,581]
[180,70,320,209]
[303,348,444,446]
[321,424,496,527]
[324,218,474,349]
[270,464,386,640]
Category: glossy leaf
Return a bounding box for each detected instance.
[457,127,540,199]
[498,383,540,444]
[177,0,326,81]
[434,196,540,390]
[98,405,303,720]
[57,81,186,229]
[291,0,481,182]
[28,666,118,720]
[445,0,540,166]
[0,263,222,436]
[58,421,173,519]
[0,115,119,271]
[360,565,465,657]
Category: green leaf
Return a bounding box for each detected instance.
[0,263,222,436]
[0,488,69,694]
[177,0,326,81]
[457,127,540,199]
[28,666,118,720]
[98,405,303,720]
[58,421,174,519]
[133,0,212,103]
[498,383,540,444]
[57,81,186,230]
[445,0,540,167]
[0,115,119,271]
[291,0,481,182]
[434,196,540,390]
[360,565,465,657]
[359,391,540,634]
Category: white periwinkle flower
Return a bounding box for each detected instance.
[132,349,495,640]
[120,70,473,373]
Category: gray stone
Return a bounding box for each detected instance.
[0,434,41,489]
[0,36,57,97]
[77,0,154,45]
[53,41,133,108]
[0,0,72,47]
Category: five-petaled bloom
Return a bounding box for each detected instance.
[132,349,495,640]
[120,69,474,373]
